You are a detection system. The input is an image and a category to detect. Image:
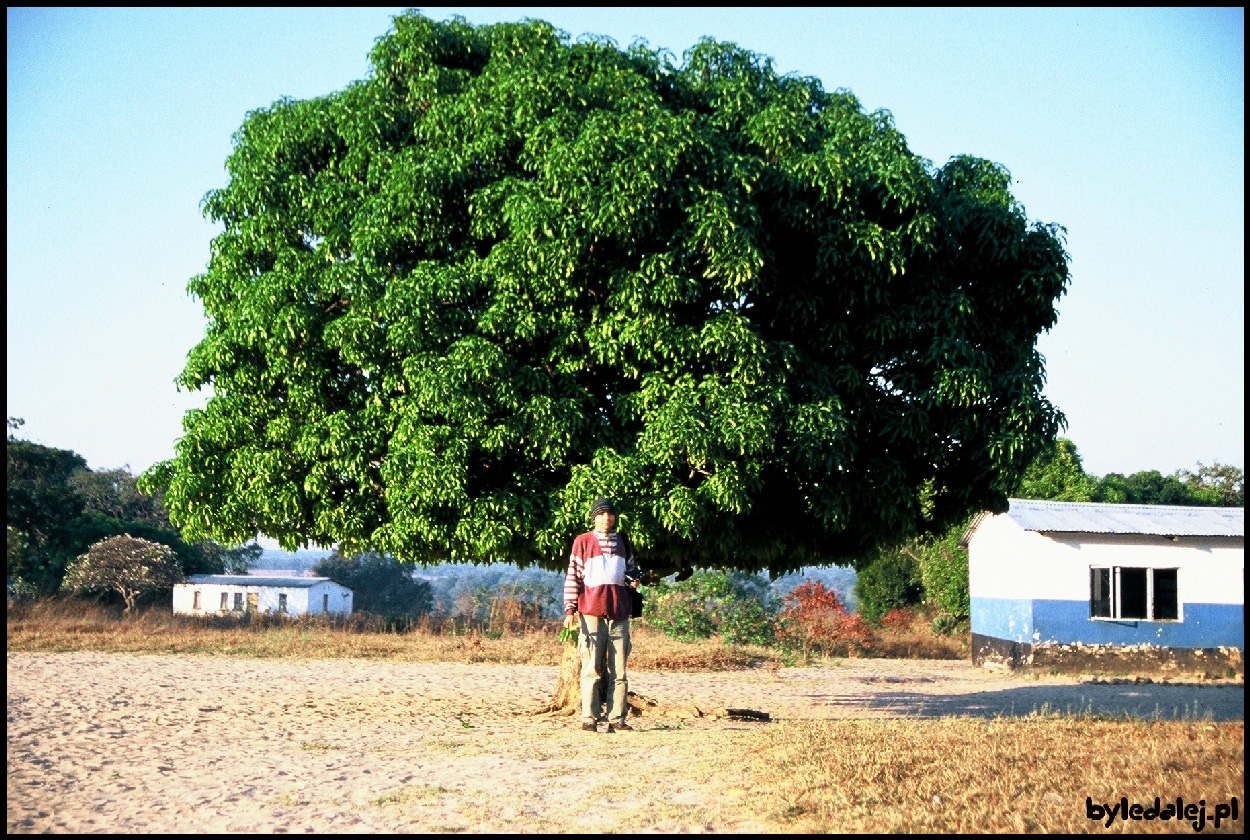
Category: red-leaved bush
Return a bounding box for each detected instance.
[775,580,873,657]
[880,607,916,631]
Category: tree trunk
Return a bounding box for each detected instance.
[534,629,661,719]
[536,638,608,716]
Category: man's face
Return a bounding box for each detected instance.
[594,511,616,532]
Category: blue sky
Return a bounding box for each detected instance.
[7,7,1244,488]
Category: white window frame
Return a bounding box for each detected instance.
[1089,566,1180,622]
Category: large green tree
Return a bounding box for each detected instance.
[143,14,1070,576]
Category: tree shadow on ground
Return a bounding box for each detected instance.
[791,682,1244,721]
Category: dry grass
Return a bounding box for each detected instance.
[6,597,556,664]
[5,597,785,670]
[868,609,969,660]
[742,715,1244,833]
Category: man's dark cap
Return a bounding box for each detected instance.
[591,497,616,518]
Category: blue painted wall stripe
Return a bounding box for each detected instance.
[972,597,1243,649]
[970,597,1033,642]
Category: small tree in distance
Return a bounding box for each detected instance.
[61,534,184,614]
[313,550,433,616]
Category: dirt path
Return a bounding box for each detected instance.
[7,652,1243,833]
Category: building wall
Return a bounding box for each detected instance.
[173,582,352,616]
[309,582,353,615]
[970,513,1244,672]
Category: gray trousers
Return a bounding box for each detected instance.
[578,614,631,724]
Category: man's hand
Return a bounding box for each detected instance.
[564,613,577,630]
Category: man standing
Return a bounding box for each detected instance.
[563,496,640,732]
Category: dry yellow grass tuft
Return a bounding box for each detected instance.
[743,716,1244,833]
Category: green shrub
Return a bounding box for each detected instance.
[643,569,776,644]
[916,526,970,621]
[648,589,718,641]
[719,596,777,646]
[854,552,922,625]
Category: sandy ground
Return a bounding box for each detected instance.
[7,652,1244,833]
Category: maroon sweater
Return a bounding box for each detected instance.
[563,530,637,620]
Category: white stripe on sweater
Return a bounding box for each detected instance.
[583,553,626,588]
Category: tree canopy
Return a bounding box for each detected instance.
[143,13,1071,576]
[7,423,88,587]
[61,534,184,613]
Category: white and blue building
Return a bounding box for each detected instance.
[965,500,1243,674]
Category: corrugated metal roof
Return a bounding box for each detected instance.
[1004,499,1244,538]
[181,575,337,588]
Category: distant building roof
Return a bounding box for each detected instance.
[181,575,340,588]
[966,499,1245,542]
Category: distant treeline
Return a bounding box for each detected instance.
[1013,438,1242,507]
[253,548,857,621]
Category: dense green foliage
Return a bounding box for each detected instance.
[6,419,259,593]
[313,550,434,616]
[1016,437,1243,507]
[1013,437,1098,502]
[144,13,1072,576]
[912,523,970,625]
[853,550,922,625]
[1093,466,1244,507]
[643,569,775,645]
[7,421,89,590]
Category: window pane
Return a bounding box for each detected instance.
[1090,568,1111,617]
[1153,568,1178,621]
[1119,568,1148,619]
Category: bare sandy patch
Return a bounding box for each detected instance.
[7,653,1242,833]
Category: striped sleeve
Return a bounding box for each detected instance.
[563,547,584,615]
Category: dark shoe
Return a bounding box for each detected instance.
[581,721,597,732]
[606,721,633,732]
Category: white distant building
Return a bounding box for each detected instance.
[173,575,353,617]
[964,499,1243,674]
